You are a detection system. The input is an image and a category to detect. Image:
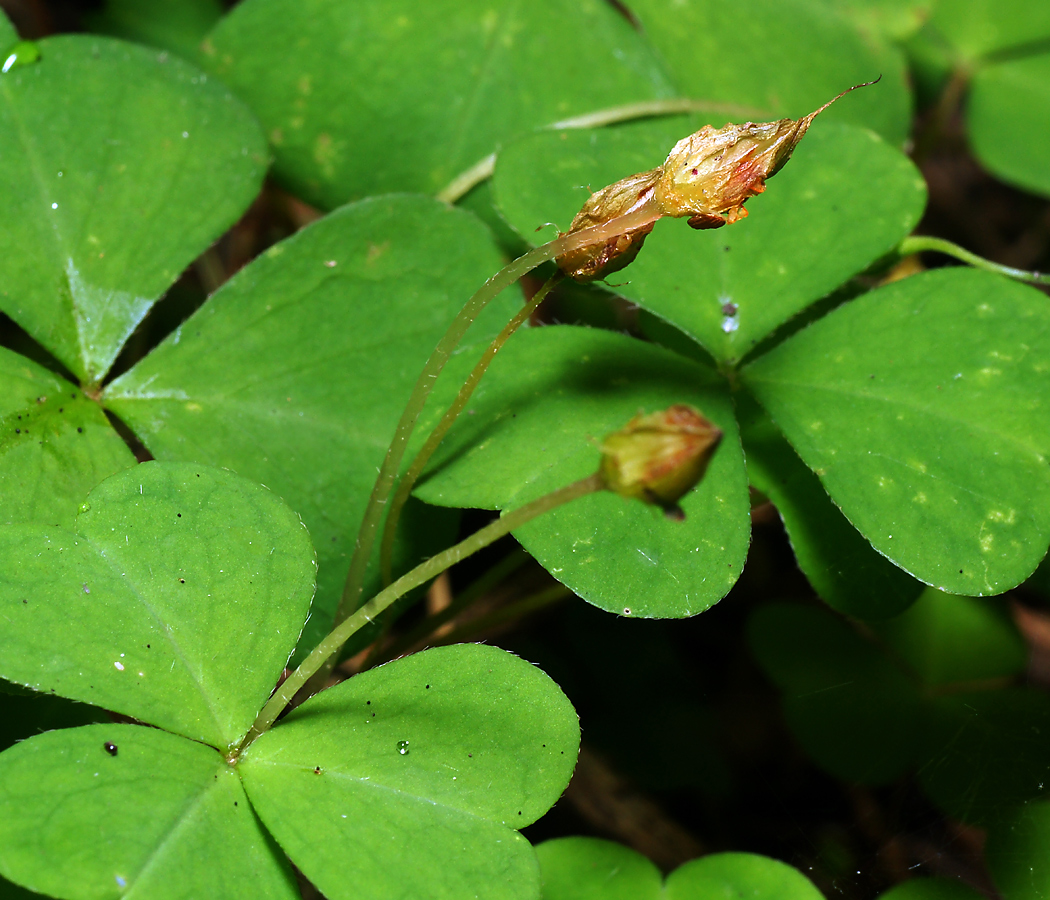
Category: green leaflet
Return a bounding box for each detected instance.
[203,0,675,207]
[0,463,316,750]
[534,838,824,900]
[737,388,923,619]
[918,0,1050,198]
[240,644,580,900]
[0,35,267,384]
[625,0,911,146]
[969,54,1050,199]
[536,837,663,900]
[743,267,1050,595]
[0,347,134,526]
[0,724,299,900]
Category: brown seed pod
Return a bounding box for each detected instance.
[556,79,879,281]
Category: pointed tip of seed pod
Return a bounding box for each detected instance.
[600,404,722,514]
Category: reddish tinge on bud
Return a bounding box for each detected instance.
[599,404,722,520]
[556,79,879,282]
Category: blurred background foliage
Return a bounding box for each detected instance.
[1,1,1049,898]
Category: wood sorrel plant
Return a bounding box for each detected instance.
[2,2,1050,899]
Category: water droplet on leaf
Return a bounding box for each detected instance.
[397,740,410,755]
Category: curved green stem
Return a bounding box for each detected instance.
[241,472,604,749]
[899,236,1050,286]
[379,272,563,586]
[333,207,659,640]
[369,548,531,668]
[437,97,768,204]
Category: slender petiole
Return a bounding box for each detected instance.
[378,272,563,586]
[898,235,1050,286]
[240,472,605,750]
[368,548,531,668]
[332,207,660,648]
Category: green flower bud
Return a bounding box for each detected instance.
[599,404,722,520]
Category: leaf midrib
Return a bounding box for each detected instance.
[76,529,230,748]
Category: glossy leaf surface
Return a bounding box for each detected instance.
[664,853,824,900]
[535,837,663,900]
[0,462,316,750]
[737,390,922,619]
[204,0,674,207]
[749,602,922,784]
[0,35,267,384]
[414,325,751,618]
[105,196,509,653]
[494,122,925,364]
[625,0,911,145]
[0,347,134,526]
[969,54,1050,199]
[0,724,298,900]
[241,644,579,900]
[743,268,1050,595]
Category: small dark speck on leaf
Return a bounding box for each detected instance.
[146,644,150,649]
[959,569,964,574]
[425,684,430,689]
[468,753,472,758]
[234,801,238,806]
[22,599,26,604]
[103,741,117,756]
[179,579,185,584]
[870,374,875,379]
[314,767,322,774]
[77,427,83,433]
[58,408,63,413]
[14,429,19,434]
[176,513,181,518]
[518,811,522,816]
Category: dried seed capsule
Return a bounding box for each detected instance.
[556,80,878,280]
[599,404,722,519]
[555,168,663,283]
